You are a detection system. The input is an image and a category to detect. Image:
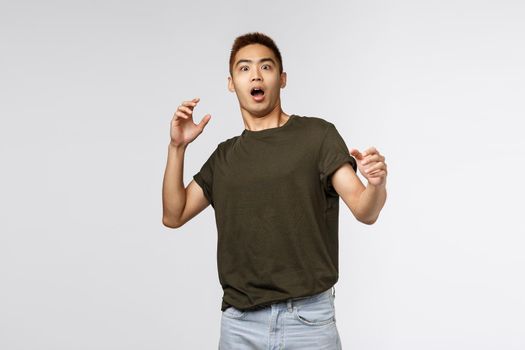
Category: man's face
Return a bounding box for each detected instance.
[228,44,287,117]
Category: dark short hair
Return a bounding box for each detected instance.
[229,32,283,76]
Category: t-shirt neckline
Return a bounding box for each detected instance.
[241,114,297,138]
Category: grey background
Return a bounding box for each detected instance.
[1,0,524,349]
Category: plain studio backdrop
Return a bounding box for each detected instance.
[1,0,524,349]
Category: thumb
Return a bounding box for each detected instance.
[349,148,363,160]
[198,114,211,130]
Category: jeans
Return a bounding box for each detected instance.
[219,286,342,350]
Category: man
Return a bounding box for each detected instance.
[162,32,387,349]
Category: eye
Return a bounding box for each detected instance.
[262,64,271,70]
[240,66,248,71]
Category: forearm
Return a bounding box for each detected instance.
[162,143,187,226]
[356,182,387,224]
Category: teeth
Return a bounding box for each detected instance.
[251,88,264,96]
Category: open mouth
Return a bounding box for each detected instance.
[250,88,265,97]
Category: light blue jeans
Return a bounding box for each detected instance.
[219,286,342,349]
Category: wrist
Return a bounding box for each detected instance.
[366,181,386,190]
[168,142,187,152]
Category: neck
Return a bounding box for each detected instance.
[240,103,289,132]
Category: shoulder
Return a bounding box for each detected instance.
[210,134,242,161]
[293,114,335,136]
[217,135,241,151]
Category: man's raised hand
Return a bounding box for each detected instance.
[170,97,212,147]
[349,147,388,187]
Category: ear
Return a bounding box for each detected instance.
[227,76,235,92]
[280,71,287,89]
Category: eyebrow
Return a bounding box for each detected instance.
[235,57,276,68]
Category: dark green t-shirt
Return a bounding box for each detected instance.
[193,114,357,311]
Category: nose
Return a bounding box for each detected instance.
[251,68,262,82]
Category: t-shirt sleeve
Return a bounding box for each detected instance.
[318,123,357,196]
[193,146,218,207]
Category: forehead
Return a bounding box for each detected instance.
[234,44,276,63]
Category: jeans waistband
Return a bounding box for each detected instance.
[243,286,336,312]
[284,285,335,311]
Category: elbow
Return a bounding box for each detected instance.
[162,215,182,229]
[359,215,378,225]
[360,219,376,225]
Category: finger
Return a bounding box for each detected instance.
[368,165,385,174]
[364,162,385,174]
[368,170,386,177]
[182,100,198,108]
[362,154,381,165]
[362,147,378,157]
[175,110,190,119]
[178,105,193,115]
[349,148,363,160]
[198,114,212,130]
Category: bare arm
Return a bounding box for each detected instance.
[162,144,211,228]
[332,147,388,225]
[161,97,212,228]
[354,182,387,224]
